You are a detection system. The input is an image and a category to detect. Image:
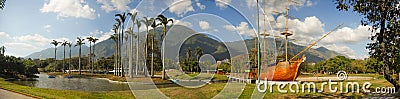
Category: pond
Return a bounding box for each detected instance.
[10,73,130,92]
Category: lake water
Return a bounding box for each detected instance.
[10,73,130,92]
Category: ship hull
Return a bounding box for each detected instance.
[258,56,306,81]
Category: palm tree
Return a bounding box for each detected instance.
[115,20,121,76]
[0,45,5,56]
[61,40,68,73]
[194,47,203,72]
[67,42,72,74]
[141,17,154,77]
[115,13,127,77]
[75,37,85,75]
[135,19,141,75]
[186,47,192,72]
[51,40,61,72]
[128,12,137,78]
[86,36,94,73]
[150,19,161,77]
[110,34,118,76]
[156,15,174,79]
[92,37,99,73]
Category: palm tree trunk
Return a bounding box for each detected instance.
[136,29,139,75]
[121,24,125,77]
[89,42,91,73]
[79,45,82,75]
[129,33,133,78]
[151,33,154,77]
[93,43,96,74]
[69,46,71,74]
[114,43,117,76]
[54,47,57,72]
[162,27,166,80]
[63,46,66,73]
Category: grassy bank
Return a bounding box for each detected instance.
[47,72,127,82]
[0,78,134,99]
[0,74,398,98]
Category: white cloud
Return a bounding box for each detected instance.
[199,21,210,30]
[196,2,206,10]
[97,0,131,13]
[43,25,52,32]
[0,32,10,38]
[213,29,219,32]
[13,34,50,46]
[224,22,256,37]
[270,15,369,59]
[216,0,232,8]
[89,29,113,43]
[322,25,371,44]
[40,0,96,20]
[175,20,193,27]
[169,0,194,17]
[274,16,325,45]
[306,0,313,7]
[324,44,357,59]
[253,0,313,14]
[4,43,37,50]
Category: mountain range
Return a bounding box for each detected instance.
[26,25,343,63]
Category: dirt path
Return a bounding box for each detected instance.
[0,89,35,99]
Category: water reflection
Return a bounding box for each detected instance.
[10,73,130,92]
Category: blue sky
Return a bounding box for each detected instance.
[0,0,372,59]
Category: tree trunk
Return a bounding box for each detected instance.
[79,46,82,75]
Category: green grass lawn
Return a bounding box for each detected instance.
[0,74,398,98]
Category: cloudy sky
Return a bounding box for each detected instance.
[0,0,372,59]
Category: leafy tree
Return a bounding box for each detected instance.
[350,60,367,74]
[335,0,400,89]
[217,63,231,73]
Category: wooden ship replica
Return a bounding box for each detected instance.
[248,0,341,81]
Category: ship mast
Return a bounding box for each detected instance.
[281,0,292,61]
[261,0,270,63]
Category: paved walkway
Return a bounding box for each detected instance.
[0,89,34,99]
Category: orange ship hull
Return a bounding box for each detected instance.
[257,56,306,81]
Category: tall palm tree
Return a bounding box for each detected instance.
[150,19,161,77]
[61,40,68,73]
[0,46,5,56]
[141,17,154,77]
[67,42,72,74]
[86,36,94,73]
[115,13,127,77]
[75,37,85,75]
[128,12,137,78]
[194,47,203,72]
[110,33,118,76]
[135,19,141,75]
[156,15,174,79]
[115,20,121,76]
[92,37,98,73]
[51,40,61,72]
